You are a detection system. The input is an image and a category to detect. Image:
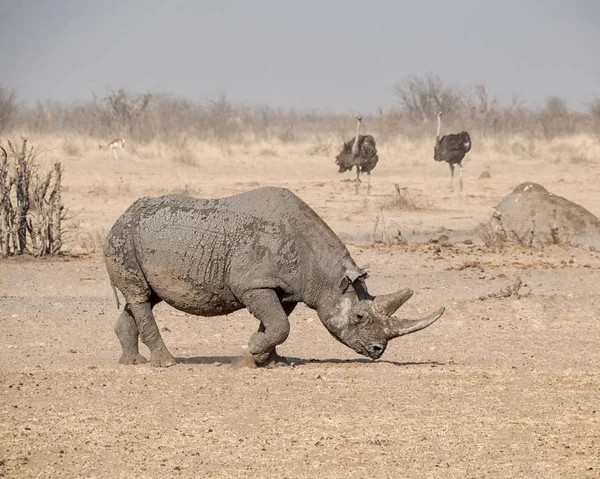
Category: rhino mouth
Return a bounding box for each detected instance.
[355,341,385,360]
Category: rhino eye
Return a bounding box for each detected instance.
[353,313,365,324]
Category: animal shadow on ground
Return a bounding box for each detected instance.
[176,355,444,368]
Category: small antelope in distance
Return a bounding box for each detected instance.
[99,137,126,160]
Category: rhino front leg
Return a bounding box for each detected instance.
[128,302,177,368]
[114,305,148,365]
[242,289,291,366]
[255,302,297,365]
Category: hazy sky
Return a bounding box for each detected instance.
[1,0,599,112]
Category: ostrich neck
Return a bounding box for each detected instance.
[352,120,361,156]
[436,115,441,144]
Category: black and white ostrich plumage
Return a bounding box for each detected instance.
[434,131,471,165]
[335,135,379,174]
[335,115,379,195]
[433,112,472,192]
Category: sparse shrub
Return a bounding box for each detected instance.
[207,93,241,143]
[62,137,82,156]
[569,155,593,165]
[587,97,600,134]
[0,138,65,257]
[380,184,420,211]
[77,228,108,253]
[173,148,199,166]
[393,73,466,122]
[88,176,130,195]
[0,86,17,134]
[104,88,154,142]
[5,76,600,145]
[539,96,573,139]
[258,148,277,157]
[307,137,331,156]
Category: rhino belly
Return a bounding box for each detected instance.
[144,269,243,317]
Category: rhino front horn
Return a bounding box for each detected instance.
[387,307,445,340]
[374,289,413,316]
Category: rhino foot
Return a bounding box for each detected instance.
[150,349,177,368]
[253,350,289,368]
[119,353,148,365]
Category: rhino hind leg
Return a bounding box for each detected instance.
[106,246,175,367]
[115,306,148,365]
[243,290,292,366]
[128,301,177,368]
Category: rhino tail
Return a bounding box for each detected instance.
[110,280,121,310]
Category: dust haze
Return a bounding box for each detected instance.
[1,1,600,478]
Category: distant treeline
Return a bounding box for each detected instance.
[1,74,599,143]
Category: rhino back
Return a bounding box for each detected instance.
[106,187,353,314]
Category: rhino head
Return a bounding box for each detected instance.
[318,268,444,360]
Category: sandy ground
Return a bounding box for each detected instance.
[1,136,600,478]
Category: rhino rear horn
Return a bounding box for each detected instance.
[374,289,413,316]
[387,307,445,340]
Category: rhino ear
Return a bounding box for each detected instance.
[340,267,368,292]
[339,276,351,293]
[346,269,364,283]
[359,264,370,278]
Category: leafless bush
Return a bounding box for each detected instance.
[206,93,242,143]
[0,138,65,257]
[5,78,599,144]
[393,73,466,122]
[539,96,574,139]
[0,86,17,134]
[103,88,155,142]
[587,97,600,134]
[391,74,592,140]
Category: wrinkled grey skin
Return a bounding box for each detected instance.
[103,187,444,367]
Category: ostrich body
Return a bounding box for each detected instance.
[434,112,471,192]
[335,115,379,195]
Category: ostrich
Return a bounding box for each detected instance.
[434,112,471,192]
[335,115,379,195]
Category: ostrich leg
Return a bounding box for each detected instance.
[449,163,455,192]
[459,163,463,192]
[367,171,372,196]
[355,168,361,195]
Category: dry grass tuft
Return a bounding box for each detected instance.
[380,184,421,211]
[173,147,199,166]
[258,148,278,157]
[62,137,82,157]
[77,227,108,253]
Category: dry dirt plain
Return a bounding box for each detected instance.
[1,135,600,478]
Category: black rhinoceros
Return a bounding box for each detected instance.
[103,187,443,367]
